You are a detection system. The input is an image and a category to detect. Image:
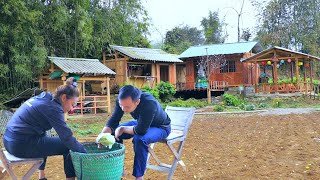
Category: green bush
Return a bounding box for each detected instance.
[244,104,256,111]
[213,105,224,112]
[168,98,207,108]
[223,93,241,106]
[156,81,176,102]
[258,103,268,109]
[272,98,283,108]
[140,85,160,100]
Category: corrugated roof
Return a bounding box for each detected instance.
[179,41,263,59]
[111,45,183,63]
[241,46,320,62]
[48,56,116,74]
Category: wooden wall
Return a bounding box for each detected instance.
[186,59,195,89]
[181,53,258,89]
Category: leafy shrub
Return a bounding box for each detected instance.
[239,102,246,110]
[140,85,160,100]
[272,98,283,108]
[156,81,176,102]
[213,105,224,112]
[223,93,241,106]
[168,98,207,108]
[258,103,268,109]
[244,104,256,111]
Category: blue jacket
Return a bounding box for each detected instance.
[107,92,171,135]
[4,92,86,153]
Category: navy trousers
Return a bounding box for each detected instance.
[117,120,170,177]
[4,136,75,178]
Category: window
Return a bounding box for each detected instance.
[220,60,236,73]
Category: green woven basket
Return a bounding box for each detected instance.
[70,142,125,180]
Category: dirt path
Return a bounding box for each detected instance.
[3,111,320,179]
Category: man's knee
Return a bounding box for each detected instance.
[132,135,148,146]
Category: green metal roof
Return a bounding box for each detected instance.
[179,41,263,59]
[48,56,116,75]
[111,45,183,63]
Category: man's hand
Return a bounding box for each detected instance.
[115,126,125,141]
[115,126,134,141]
[101,126,112,134]
[97,126,113,148]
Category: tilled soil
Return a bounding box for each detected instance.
[3,112,320,179]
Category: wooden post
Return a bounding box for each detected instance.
[273,51,278,93]
[102,50,106,65]
[254,62,258,93]
[310,61,313,97]
[94,96,97,114]
[82,80,86,97]
[207,88,211,104]
[107,77,111,113]
[295,58,300,91]
[39,76,43,89]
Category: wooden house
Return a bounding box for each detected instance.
[39,56,116,114]
[102,45,183,89]
[178,41,263,91]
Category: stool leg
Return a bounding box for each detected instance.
[22,160,43,180]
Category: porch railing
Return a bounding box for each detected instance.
[255,82,313,93]
[70,95,111,115]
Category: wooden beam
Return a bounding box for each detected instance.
[79,77,107,81]
[106,77,111,113]
[254,56,305,62]
[105,57,130,62]
[273,51,278,84]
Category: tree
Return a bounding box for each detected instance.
[163,25,204,54]
[197,48,226,81]
[201,11,225,44]
[252,0,320,55]
[0,0,150,97]
[241,28,252,41]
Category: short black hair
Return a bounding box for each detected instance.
[119,85,141,101]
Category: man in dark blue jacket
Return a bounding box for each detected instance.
[100,85,171,180]
[4,77,86,180]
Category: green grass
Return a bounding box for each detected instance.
[67,113,133,137]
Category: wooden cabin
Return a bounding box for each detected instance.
[178,41,263,91]
[39,56,116,114]
[241,46,320,94]
[102,45,183,89]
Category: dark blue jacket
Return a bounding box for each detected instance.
[4,92,86,153]
[107,92,171,135]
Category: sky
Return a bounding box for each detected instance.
[143,0,260,45]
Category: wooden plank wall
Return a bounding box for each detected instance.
[186,60,195,89]
[169,64,176,85]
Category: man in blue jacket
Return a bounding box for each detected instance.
[100,85,171,180]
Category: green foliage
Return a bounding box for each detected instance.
[0,0,150,97]
[213,105,224,112]
[223,94,241,106]
[163,25,204,54]
[156,81,176,102]
[258,103,268,109]
[253,0,320,56]
[140,85,160,100]
[272,98,283,108]
[200,11,225,44]
[244,104,256,111]
[168,98,207,108]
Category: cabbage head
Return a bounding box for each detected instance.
[96,133,115,149]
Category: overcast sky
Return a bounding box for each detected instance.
[143,0,260,44]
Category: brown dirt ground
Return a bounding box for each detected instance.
[3,112,320,179]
